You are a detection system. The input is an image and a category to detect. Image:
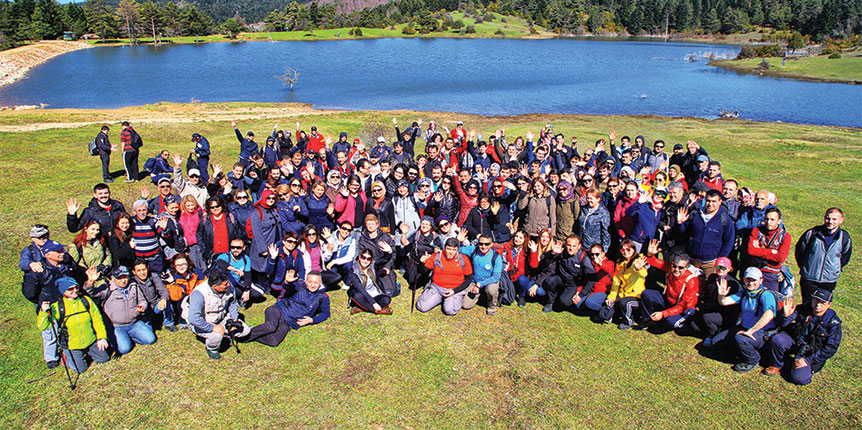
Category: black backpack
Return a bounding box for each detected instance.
[130,130,144,149]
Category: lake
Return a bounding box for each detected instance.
[2,38,860,127]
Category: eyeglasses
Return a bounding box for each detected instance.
[230,245,243,250]
[266,196,276,200]
[608,184,619,188]
[236,195,248,200]
[672,264,687,270]
[358,255,372,261]
[175,262,188,267]
[189,175,200,178]
[340,226,353,232]
[478,242,492,247]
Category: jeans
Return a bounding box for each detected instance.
[583,292,608,312]
[99,153,111,180]
[42,323,58,362]
[768,332,814,385]
[349,290,391,312]
[112,320,157,355]
[735,329,769,365]
[63,343,110,374]
[188,243,207,274]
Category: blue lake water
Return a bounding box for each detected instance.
[2,38,860,127]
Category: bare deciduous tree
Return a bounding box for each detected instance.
[275,66,300,91]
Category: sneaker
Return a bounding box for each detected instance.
[124,178,135,183]
[104,178,114,183]
[486,307,497,315]
[542,304,553,313]
[517,295,526,308]
[206,350,221,360]
[165,325,178,332]
[178,323,191,330]
[762,366,781,376]
[46,360,59,369]
[618,323,632,330]
[733,362,757,373]
[350,306,363,315]
[701,336,715,348]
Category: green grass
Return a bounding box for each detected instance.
[711,50,862,83]
[1,104,861,428]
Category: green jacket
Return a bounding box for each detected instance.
[37,296,107,350]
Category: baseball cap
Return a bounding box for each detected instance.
[812,289,833,303]
[188,168,201,177]
[743,267,762,280]
[377,136,386,143]
[111,266,130,278]
[43,241,66,254]
[715,257,732,269]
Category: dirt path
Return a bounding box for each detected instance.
[0,41,92,90]
[0,103,347,132]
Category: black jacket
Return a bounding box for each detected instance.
[67,197,127,240]
[786,308,842,373]
[196,212,243,261]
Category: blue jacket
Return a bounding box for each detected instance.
[736,204,776,232]
[267,247,306,291]
[277,197,308,234]
[625,201,661,243]
[19,243,47,272]
[228,201,254,228]
[578,205,611,252]
[460,245,504,288]
[275,282,330,330]
[679,207,735,261]
[194,136,211,158]
[234,128,258,160]
[305,194,334,231]
[262,144,281,168]
[795,226,852,283]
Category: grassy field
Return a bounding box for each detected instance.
[711,50,862,84]
[93,12,553,47]
[0,103,860,428]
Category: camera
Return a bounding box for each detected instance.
[96,264,111,277]
[225,319,244,335]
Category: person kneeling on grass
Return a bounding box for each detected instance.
[416,238,474,316]
[642,239,702,331]
[347,249,394,315]
[247,271,331,347]
[181,267,251,359]
[600,240,648,330]
[85,266,156,356]
[37,276,109,374]
[761,289,842,385]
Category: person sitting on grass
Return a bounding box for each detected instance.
[715,267,779,373]
[37,275,109,374]
[600,239,648,330]
[690,257,741,342]
[130,259,168,328]
[416,238,474,316]
[460,235,505,315]
[182,267,251,359]
[347,249,394,315]
[85,266,156,356]
[247,271,331,347]
[642,239,702,331]
[164,253,205,332]
[761,289,842,385]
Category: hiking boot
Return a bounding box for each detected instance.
[701,336,715,348]
[206,350,221,360]
[350,306,363,315]
[104,178,114,183]
[517,295,526,308]
[542,304,553,313]
[733,362,757,373]
[46,360,59,369]
[618,323,632,330]
[165,325,179,333]
[486,307,497,315]
[124,179,135,183]
[762,366,781,376]
[375,306,393,315]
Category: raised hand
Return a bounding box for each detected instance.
[434,191,443,202]
[340,186,349,197]
[326,203,335,216]
[231,120,237,128]
[66,198,80,215]
[140,186,150,199]
[646,239,660,257]
[267,243,278,259]
[212,163,223,174]
[157,217,168,230]
[457,228,468,243]
[686,140,699,150]
[716,278,729,296]
[491,201,501,214]
[378,241,392,253]
[399,223,410,234]
[392,117,398,125]
[608,130,616,141]
[594,253,605,266]
[528,240,538,253]
[85,266,99,283]
[783,297,796,317]
[633,255,648,271]
[420,253,431,263]
[677,206,690,224]
[525,130,534,141]
[552,241,564,254]
[469,128,476,140]
[506,222,515,234]
[172,153,183,167]
[285,269,298,283]
[296,121,300,131]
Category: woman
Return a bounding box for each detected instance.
[452,178,480,226]
[385,164,408,197]
[393,181,423,238]
[109,213,136,269]
[526,228,555,307]
[179,195,205,270]
[518,177,556,238]
[335,174,368,229]
[613,181,640,241]
[69,219,111,289]
[347,249,394,315]
[578,188,611,252]
[163,253,205,332]
[401,216,438,292]
[464,194,495,242]
[425,175,460,222]
[602,240,648,330]
[582,244,616,318]
[365,181,396,234]
[505,230,531,307]
[305,180,335,232]
[668,164,688,192]
[488,178,516,244]
[247,189,283,289]
[277,181,308,234]
[555,181,580,241]
[228,190,254,230]
[324,170,343,203]
[197,196,242,264]
[298,225,342,291]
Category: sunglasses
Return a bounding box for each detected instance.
[307,232,318,236]
[230,245,243,250]
[589,252,602,257]
[208,205,220,209]
[159,185,171,189]
[285,239,298,244]
[672,264,687,270]
[189,175,200,178]
[358,255,372,261]
[266,196,277,200]
[716,265,730,271]
[478,242,492,247]
[340,226,353,232]
[584,178,593,182]
[278,193,288,197]
[290,183,301,187]
[421,184,431,188]
[492,185,503,189]
[608,184,619,188]
[655,145,664,149]
[236,195,248,199]
[373,188,383,192]
[438,222,449,227]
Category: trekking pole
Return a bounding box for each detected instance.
[46,310,78,390]
[411,284,416,315]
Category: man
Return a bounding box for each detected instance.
[214,238,255,306]
[698,160,724,192]
[66,183,127,240]
[19,224,51,274]
[417,238,474,316]
[147,150,173,185]
[721,179,741,220]
[94,125,117,183]
[645,140,668,173]
[762,289,842,385]
[143,177,178,215]
[544,235,594,313]
[642,240,701,330]
[246,271,330,347]
[171,153,208,207]
[369,136,391,168]
[306,124,326,153]
[692,257,742,343]
[668,143,686,170]
[231,121,258,167]
[121,121,142,182]
[332,131,350,155]
[393,117,420,159]
[356,159,374,197]
[677,189,735,277]
[131,199,165,273]
[191,133,211,183]
[182,267,251,359]
[795,207,852,307]
[85,266,155,356]
[746,207,791,292]
[459,235,505,315]
[716,267,778,373]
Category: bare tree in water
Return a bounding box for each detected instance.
[276,67,300,91]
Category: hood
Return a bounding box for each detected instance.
[256,190,275,209]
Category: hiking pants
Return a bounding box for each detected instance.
[247,305,291,347]
[63,343,110,374]
[349,291,391,313]
[416,283,467,316]
[734,330,769,365]
[124,151,139,180]
[768,332,813,385]
[462,282,500,310]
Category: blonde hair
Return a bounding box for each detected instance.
[180,195,199,214]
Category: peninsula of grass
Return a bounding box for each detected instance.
[0,103,860,428]
[710,50,862,84]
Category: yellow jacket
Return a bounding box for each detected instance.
[37,296,107,350]
[608,259,647,301]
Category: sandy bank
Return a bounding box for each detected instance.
[0,41,92,92]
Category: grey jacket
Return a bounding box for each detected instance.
[795,226,852,283]
[133,273,169,308]
[90,280,147,327]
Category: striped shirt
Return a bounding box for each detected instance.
[132,216,160,258]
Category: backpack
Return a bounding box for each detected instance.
[143,157,158,173]
[88,138,98,156]
[130,130,144,149]
[56,296,93,346]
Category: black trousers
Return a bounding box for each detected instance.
[124,151,139,180]
[349,290,391,312]
[99,153,111,180]
[247,305,291,347]
[320,269,343,291]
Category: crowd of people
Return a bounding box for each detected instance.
[20,118,851,385]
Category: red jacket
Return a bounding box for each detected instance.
[747,227,791,273]
[589,259,616,295]
[699,175,724,192]
[306,133,326,153]
[504,243,528,281]
[646,256,701,318]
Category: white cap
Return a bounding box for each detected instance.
[188,168,201,177]
[743,267,762,280]
[377,136,386,143]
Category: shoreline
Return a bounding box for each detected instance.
[0,41,92,93]
[709,58,862,85]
